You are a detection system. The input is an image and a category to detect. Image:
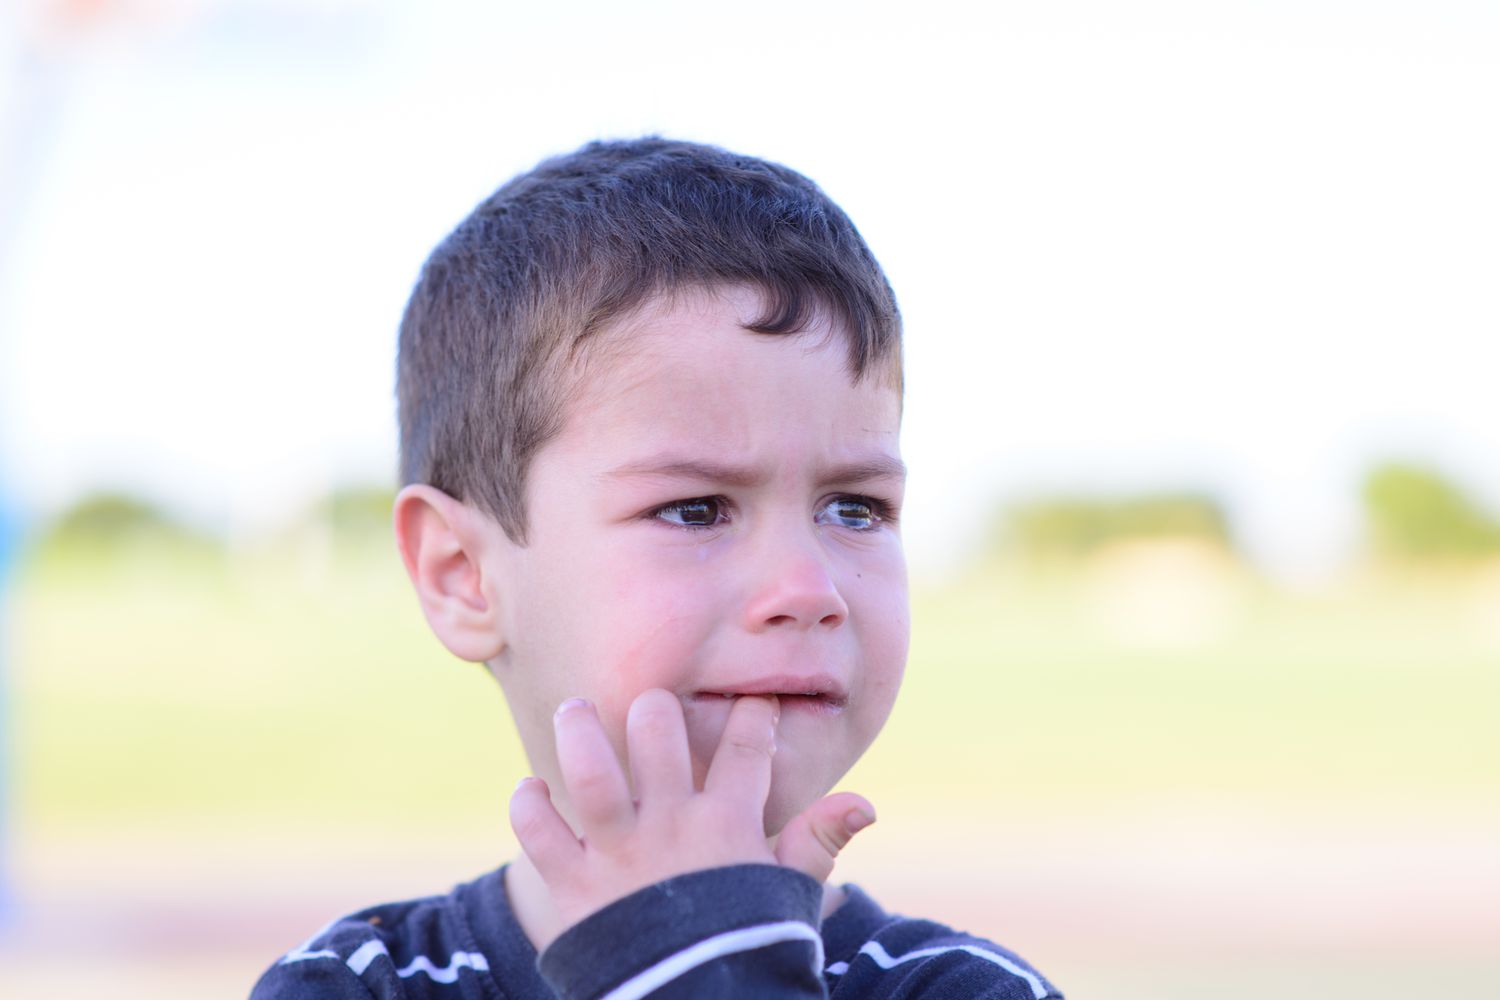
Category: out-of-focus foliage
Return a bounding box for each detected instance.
[34,491,213,561]
[46,493,176,538]
[317,485,397,540]
[1362,463,1500,564]
[32,487,400,567]
[274,485,398,566]
[997,491,1234,564]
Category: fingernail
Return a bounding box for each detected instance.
[844,808,876,834]
[514,776,535,793]
[555,697,589,719]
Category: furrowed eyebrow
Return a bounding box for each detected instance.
[605,454,907,489]
[816,456,908,489]
[606,458,765,487]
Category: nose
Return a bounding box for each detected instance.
[741,535,850,632]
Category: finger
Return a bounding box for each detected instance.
[626,688,693,806]
[509,777,585,885]
[553,697,635,844]
[702,695,778,815]
[774,792,875,884]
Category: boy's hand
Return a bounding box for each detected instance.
[509,688,875,931]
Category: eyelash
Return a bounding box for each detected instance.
[650,495,897,532]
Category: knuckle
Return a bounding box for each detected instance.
[510,807,551,845]
[568,764,620,800]
[725,736,772,763]
[812,821,847,858]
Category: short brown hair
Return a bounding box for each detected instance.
[396,137,903,542]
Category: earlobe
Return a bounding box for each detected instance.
[393,484,507,662]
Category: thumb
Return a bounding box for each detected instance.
[774,792,876,884]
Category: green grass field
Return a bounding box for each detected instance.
[5,537,1498,997]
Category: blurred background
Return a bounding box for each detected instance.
[1,1,1497,996]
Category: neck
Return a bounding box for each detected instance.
[503,853,566,951]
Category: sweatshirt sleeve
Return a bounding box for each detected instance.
[537,864,828,1000]
[248,898,492,1000]
[250,954,384,1000]
[249,925,388,1000]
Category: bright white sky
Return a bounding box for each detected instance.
[1,0,1497,581]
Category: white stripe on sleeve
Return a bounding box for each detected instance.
[345,940,489,984]
[600,920,823,1000]
[827,939,1049,999]
[346,940,389,976]
[281,917,343,964]
[396,951,491,983]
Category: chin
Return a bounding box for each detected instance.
[762,796,795,838]
[762,767,835,838]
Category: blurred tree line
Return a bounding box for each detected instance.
[1361,463,1500,563]
[24,461,1500,573]
[31,486,398,567]
[994,460,1500,570]
[999,491,1234,564]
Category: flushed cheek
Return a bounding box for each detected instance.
[584,596,719,761]
[605,592,711,685]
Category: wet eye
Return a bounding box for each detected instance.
[654,497,728,529]
[816,496,886,531]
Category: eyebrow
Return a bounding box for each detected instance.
[606,454,907,489]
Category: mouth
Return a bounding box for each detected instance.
[689,675,849,717]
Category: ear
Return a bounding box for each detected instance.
[393,484,508,662]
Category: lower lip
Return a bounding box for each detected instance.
[693,692,845,719]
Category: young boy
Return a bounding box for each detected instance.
[252,138,1061,999]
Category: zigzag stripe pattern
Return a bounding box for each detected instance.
[824,939,1049,999]
[341,938,490,983]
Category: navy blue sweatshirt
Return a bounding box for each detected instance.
[251,864,1061,999]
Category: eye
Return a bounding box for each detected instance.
[816,496,889,531]
[653,496,729,529]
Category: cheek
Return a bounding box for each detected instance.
[586,561,721,732]
[870,590,910,683]
[850,559,910,725]
[848,538,909,626]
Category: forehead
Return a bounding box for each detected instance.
[576,282,898,388]
[555,286,902,461]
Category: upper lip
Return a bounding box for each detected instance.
[695,674,849,706]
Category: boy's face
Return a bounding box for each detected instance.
[485,285,907,836]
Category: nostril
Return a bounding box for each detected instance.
[761,612,844,628]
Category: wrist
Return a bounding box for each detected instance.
[539,864,824,1000]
